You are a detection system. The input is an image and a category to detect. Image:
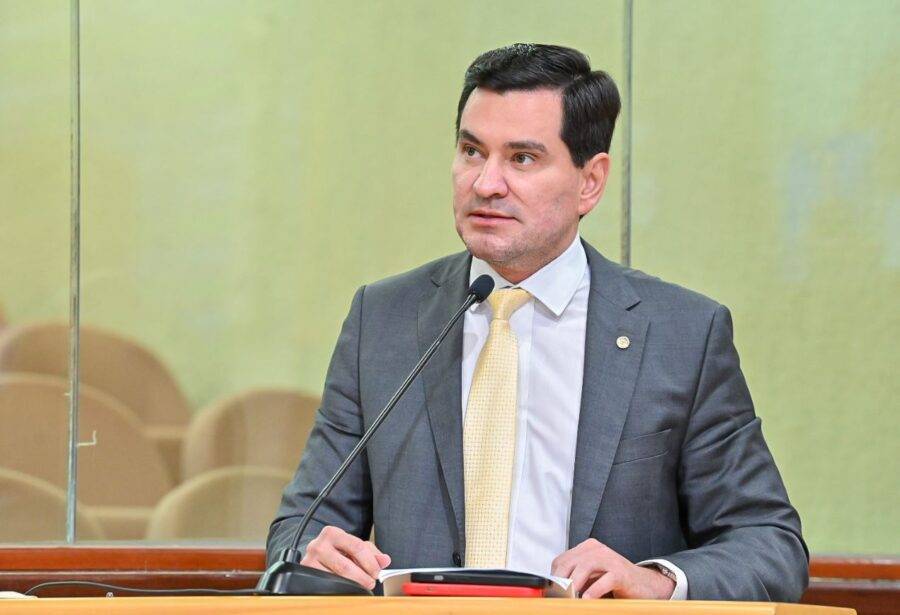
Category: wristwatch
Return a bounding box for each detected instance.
[651,563,678,583]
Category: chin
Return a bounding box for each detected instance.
[461,232,519,265]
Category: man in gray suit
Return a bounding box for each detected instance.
[267,43,808,601]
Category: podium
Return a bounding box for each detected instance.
[1,597,856,614]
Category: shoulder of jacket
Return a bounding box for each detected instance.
[362,250,468,299]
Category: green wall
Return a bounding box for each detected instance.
[630,1,899,553]
[1,0,897,553]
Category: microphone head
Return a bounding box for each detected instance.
[469,274,495,303]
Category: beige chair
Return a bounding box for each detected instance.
[182,388,319,479]
[0,373,173,538]
[146,466,293,541]
[0,321,190,482]
[0,467,105,542]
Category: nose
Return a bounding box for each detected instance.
[472,157,508,200]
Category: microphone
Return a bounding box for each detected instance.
[257,274,495,596]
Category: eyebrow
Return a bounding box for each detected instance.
[457,129,548,154]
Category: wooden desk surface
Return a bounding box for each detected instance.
[1,548,887,614]
[1,597,857,614]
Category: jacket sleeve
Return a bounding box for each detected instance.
[266,286,373,565]
[664,304,809,601]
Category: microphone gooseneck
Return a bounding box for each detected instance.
[256,274,494,596]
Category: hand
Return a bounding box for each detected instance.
[551,539,675,599]
[300,525,391,590]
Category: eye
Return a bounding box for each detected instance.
[461,144,481,158]
[513,152,536,165]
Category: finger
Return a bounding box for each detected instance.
[582,572,617,599]
[364,540,391,563]
[300,533,329,567]
[299,554,329,571]
[569,562,605,594]
[551,550,579,578]
[333,534,383,581]
[319,548,377,590]
[553,538,602,575]
[361,541,392,572]
[301,526,345,568]
[367,541,388,558]
[375,552,392,568]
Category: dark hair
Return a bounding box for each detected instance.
[455,43,621,168]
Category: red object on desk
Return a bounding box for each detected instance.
[402,581,545,598]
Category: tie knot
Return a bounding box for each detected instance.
[487,288,531,321]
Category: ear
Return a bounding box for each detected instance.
[577,152,611,217]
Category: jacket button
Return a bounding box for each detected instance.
[452,552,462,567]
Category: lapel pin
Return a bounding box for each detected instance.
[616,335,631,349]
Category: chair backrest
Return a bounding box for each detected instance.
[182,388,319,479]
[0,467,105,542]
[145,466,293,541]
[0,373,172,507]
[0,321,190,428]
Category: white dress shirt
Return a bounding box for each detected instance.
[462,235,688,599]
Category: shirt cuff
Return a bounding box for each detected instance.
[637,558,688,600]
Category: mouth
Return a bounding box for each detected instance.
[468,209,516,226]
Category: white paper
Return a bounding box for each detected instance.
[0,592,37,599]
[378,567,575,598]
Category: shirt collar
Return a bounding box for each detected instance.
[468,234,587,318]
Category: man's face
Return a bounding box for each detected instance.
[452,87,600,281]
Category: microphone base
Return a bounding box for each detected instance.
[255,559,374,596]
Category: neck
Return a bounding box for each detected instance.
[487,234,578,284]
[491,262,541,285]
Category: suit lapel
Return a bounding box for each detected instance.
[568,243,649,547]
[418,251,471,546]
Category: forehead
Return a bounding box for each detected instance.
[459,87,564,144]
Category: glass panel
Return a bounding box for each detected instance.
[76,0,625,543]
[0,0,75,542]
[632,1,899,553]
[9,0,892,559]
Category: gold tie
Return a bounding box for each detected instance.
[464,287,532,568]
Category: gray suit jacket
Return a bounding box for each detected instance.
[267,241,809,601]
